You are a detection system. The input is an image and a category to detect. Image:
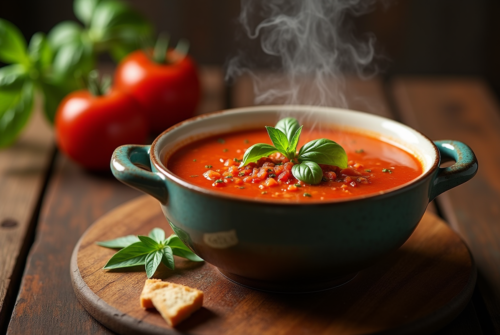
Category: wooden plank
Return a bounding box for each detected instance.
[391,77,500,333]
[7,155,138,334]
[6,67,225,334]
[0,105,53,328]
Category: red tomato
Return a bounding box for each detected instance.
[114,49,201,134]
[55,89,148,171]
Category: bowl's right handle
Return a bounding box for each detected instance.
[429,140,478,201]
[110,145,169,203]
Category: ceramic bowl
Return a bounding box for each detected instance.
[111,105,477,292]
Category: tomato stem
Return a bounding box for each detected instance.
[153,32,170,64]
[175,39,190,59]
[87,70,111,96]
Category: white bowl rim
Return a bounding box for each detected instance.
[150,105,439,205]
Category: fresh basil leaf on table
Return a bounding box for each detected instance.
[161,246,175,270]
[145,250,163,278]
[98,228,204,278]
[292,161,324,185]
[96,235,140,249]
[298,138,348,168]
[138,235,162,249]
[103,241,155,269]
[149,227,166,243]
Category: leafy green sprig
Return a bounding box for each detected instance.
[239,118,347,185]
[0,0,152,147]
[98,228,203,278]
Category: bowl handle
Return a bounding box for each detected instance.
[429,140,478,201]
[110,145,168,203]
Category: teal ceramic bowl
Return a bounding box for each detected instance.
[111,105,477,292]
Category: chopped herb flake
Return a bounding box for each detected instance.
[217,138,225,143]
[294,183,301,187]
[223,149,228,152]
[365,169,372,172]
[269,174,276,178]
[244,139,249,144]
[225,175,233,179]
[215,179,224,183]
[355,149,365,154]
[238,172,245,177]
[239,187,245,189]
[233,158,242,163]
[189,175,198,177]
[382,169,392,174]
[303,193,312,197]
[205,165,212,168]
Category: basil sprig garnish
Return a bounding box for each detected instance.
[98,228,203,278]
[239,118,347,185]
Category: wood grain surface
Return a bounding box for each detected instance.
[0,107,53,327]
[391,77,500,333]
[71,195,475,335]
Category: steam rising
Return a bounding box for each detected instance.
[226,0,379,108]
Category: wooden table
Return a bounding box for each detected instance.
[1,69,499,334]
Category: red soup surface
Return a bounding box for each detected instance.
[166,128,423,202]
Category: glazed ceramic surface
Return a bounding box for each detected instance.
[111,106,477,291]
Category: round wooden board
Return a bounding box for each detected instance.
[71,196,476,335]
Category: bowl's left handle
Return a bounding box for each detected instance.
[111,145,168,203]
[429,140,478,201]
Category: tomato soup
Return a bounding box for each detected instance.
[166,128,423,202]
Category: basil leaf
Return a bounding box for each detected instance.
[28,32,52,71]
[239,143,278,168]
[0,91,18,113]
[90,1,151,40]
[265,126,289,156]
[172,249,204,262]
[275,117,300,143]
[39,80,74,123]
[0,64,27,91]
[288,125,303,154]
[52,39,94,79]
[298,139,348,168]
[0,82,34,148]
[291,161,323,185]
[0,19,29,65]
[165,235,192,252]
[103,241,153,269]
[149,228,165,244]
[145,250,163,278]
[138,235,161,249]
[161,246,175,270]
[74,0,100,26]
[47,21,83,50]
[96,235,140,249]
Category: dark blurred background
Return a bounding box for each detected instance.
[4,0,500,96]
